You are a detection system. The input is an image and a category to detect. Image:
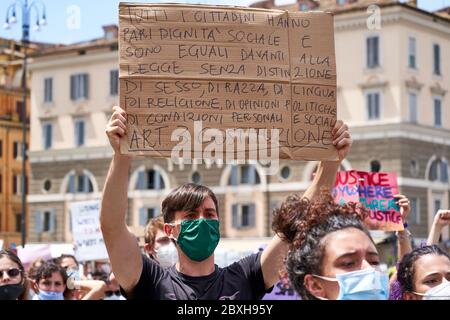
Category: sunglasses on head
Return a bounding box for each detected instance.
[0,268,21,279]
[105,290,121,297]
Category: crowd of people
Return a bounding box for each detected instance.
[1,105,448,300]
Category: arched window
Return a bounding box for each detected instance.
[135,169,165,190]
[67,173,94,193]
[228,165,260,186]
[429,158,449,183]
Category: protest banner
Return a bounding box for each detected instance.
[333,171,403,232]
[119,3,338,162]
[70,200,109,262]
[0,239,3,249]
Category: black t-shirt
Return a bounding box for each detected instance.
[121,252,270,300]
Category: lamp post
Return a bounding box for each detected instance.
[4,0,47,248]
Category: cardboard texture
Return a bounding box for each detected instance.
[119,3,338,161]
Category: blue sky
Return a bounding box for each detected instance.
[0,0,449,44]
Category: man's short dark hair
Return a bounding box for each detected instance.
[161,183,219,223]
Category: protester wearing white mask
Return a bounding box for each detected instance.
[398,245,450,300]
[144,216,178,268]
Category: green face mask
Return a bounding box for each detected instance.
[175,218,220,262]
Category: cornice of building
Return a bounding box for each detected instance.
[350,122,450,146]
[28,50,118,71]
[29,145,113,164]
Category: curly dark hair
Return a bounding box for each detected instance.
[35,262,68,285]
[272,190,371,300]
[397,245,450,295]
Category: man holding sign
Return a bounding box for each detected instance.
[100,106,351,300]
[100,3,352,300]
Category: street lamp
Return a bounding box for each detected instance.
[4,0,47,248]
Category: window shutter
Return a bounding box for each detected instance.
[230,166,238,186]
[373,37,379,67]
[154,170,161,190]
[70,75,75,100]
[83,175,90,193]
[137,171,145,190]
[249,204,256,227]
[367,38,372,68]
[84,74,89,99]
[249,166,257,185]
[68,174,75,193]
[49,78,53,102]
[35,210,43,233]
[232,204,239,229]
[79,121,85,146]
[139,208,147,226]
[374,93,380,118]
[49,209,56,233]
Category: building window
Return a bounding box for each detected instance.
[67,173,94,193]
[15,214,21,233]
[366,36,379,69]
[433,44,441,76]
[370,160,381,173]
[191,171,201,184]
[12,174,20,195]
[0,140,2,158]
[366,91,381,120]
[433,97,442,127]
[139,207,160,226]
[74,119,86,147]
[410,160,419,178]
[0,173,2,193]
[408,37,416,69]
[35,209,56,233]
[408,92,418,123]
[409,198,420,224]
[110,70,119,96]
[232,203,256,229]
[44,77,53,103]
[336,0,346,5]
[136,169,165,190]
[299,4,308,11]
[42,122,53,150]
[16,101,25,122]
[280,166,291,180]
[228,165,260,186]
[429,158,449,183]
[43,179,52,192]
[70,73,89,101]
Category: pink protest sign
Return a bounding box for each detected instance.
[332,171,403,232]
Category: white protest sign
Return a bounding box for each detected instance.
[70,200,109,262]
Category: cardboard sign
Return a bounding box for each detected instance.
[70,200,109,262]
[333,171,403,231]
[119,3,337,161]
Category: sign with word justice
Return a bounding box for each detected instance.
[332,171,403,232]
[70,200,109,262]
[119,3,338,161]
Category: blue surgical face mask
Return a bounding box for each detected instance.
[38,290,65,301]
[313,268,389,300]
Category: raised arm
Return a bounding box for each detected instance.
[427,210,450,245]
[394,195,412,261]
[260,120,352,290]
[100,106,142,293]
